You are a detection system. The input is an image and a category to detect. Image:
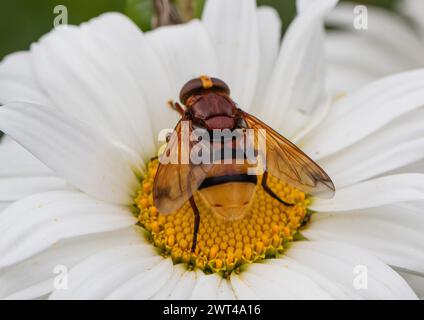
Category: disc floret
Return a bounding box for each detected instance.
[135,159,310,277]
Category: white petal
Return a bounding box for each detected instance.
[31,20,156,160]
[267,257,358,299]
[325,31,415,93]
[324,1,424,94]
[304,204,424,273]
[0,176,67,202]
[49,244,159,300]
[0,135,67,201]
[286,241,417,299]
[0,202,11,213]
[0,228,140,299]
[0,190,136,268]
[151,264,187,299]
[326,60,375,94]
[240,271,292,299]
[251,6,281,111]
[334,138,424,188]
[216,278,236,300]
[202,0,259,109]
[401,0,424,39]
[230,274,260,299]
[167,269,203,299]
[301,69,424,160]
[291,96,332,143]
[106,258,173,299]
[396,269,424,299]
[310,174,424,212]
[147,20,219,102]
[0,136,52,177]
[326,3,424,66]
[190,273,221,300]
[0,52,52,106]
[85,13,176,139]
[320,109,424,188]
[4,280,52,300]
[0,102,140,205]
[296,0,317,12]
[242,262,333,299]
[260,0,337,137]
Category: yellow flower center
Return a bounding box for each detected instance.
[135,159,310,277]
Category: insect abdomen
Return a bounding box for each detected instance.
[198,161,257,221]
[199,180,257,221]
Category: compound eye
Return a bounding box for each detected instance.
[210,77,230,95]
[179,78,204,104]
[179,76,230,104]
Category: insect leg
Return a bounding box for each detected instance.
[261,171,294,206]
[189,196,201,252]
[168,100,185,116]
[300,212,312,227]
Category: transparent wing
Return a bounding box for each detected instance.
[153,120,213,214]
[243,112,335,198]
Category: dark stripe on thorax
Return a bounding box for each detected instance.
[199,174,257,190]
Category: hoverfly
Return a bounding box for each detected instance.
[153,76,335,252]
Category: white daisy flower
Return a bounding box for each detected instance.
[0,0,424,300]
[325,1,424,92]
[401,0,424,37]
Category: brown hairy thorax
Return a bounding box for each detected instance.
[185,91,238,130]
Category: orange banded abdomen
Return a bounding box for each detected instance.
[198,163,257,221]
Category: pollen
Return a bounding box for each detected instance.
[135,159,310,277]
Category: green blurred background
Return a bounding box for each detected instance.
[0,0,398,60]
